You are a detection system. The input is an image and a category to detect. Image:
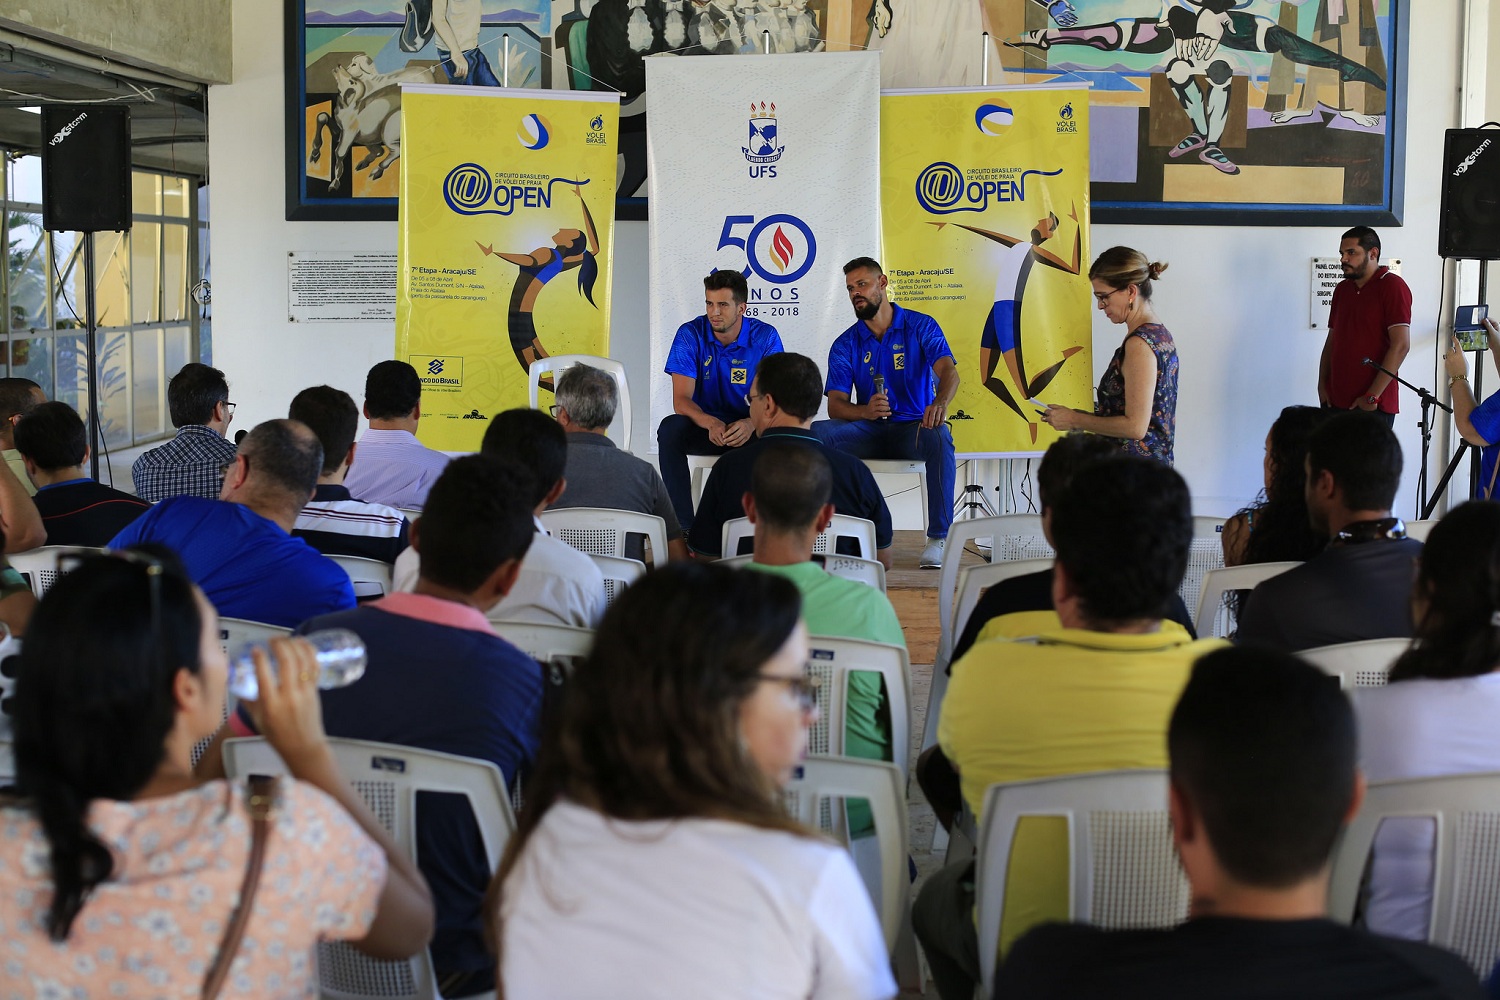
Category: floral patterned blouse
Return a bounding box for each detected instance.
[1096,322,1179,465]
[0,778,386,999]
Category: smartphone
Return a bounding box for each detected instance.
[1457,304,1490,351]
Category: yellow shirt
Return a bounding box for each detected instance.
[975,610,1191,645]
[939,627,1227,953]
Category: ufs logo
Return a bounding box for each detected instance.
[586,113,608,146]
[427,359,445,375]
[518,113,551,150]
[744,101,783,178]
[975,102,1015,137]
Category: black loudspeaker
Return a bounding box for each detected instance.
[41,106,132,233]
[1439,128,1500,260]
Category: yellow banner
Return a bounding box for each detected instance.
[397,86,618,451]
[880,89,1091,456]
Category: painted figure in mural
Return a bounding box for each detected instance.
[310,55,437,192]
[940,208,1083,444]
[477,187,601,386]
[432,0,501,85]
[1266,0,1386,127]
[1016,0,1386,175]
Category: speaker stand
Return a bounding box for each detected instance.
[82,233,101,483]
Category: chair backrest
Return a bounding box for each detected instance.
[587,553,645,606]
[1191,515,1226,538]
[714,553,887,593]
[223,736,516,1000]
[327,553,395,601]
[937,515,1052,666]
[784,755,909,952]
[7,545,104,598]
[805,635,912,778]
[1405,518,1438,542]
[1179,534,1225,630]
[538,506,669,568]
[527,354,633,449]
[489,618,595,667]
[952,557,1054,651]
[1300,637,1409,689]
[721,514,878,560]
[1193,561,1302,639]
[1329,772,1500,973]
[976,769,1186,996]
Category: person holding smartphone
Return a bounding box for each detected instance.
[1444,315,1500,498]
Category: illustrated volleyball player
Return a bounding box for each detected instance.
[477,185,600,389]
[940,206,1083,444]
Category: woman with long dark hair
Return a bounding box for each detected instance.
[1355,501,1500,939]
[1222,405,1331,566]
[493,562,893,999]
[0,550,433,997]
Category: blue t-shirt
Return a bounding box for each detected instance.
[664,315,784,421]
[825,304,954,422]
[1471,392,1500,499]
[108,495,355,627]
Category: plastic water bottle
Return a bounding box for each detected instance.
[226,628,367,701]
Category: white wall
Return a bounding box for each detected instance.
[212,0,1466,522]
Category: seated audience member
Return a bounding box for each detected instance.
[0,443,45,555]
[914,457,1226,1000]
[288,385,409,563]
[549,363,688,562]
[0,550,434,996]
[1222,404,1331,566]
[689,352,893,568]
[493,562,895,999]
[1444,319,1500,499]
[0,377,45,496]
[1354,501,1500,942]
[744,442,905,834]
[217,456,542,998]
[1237,412,1421,652]
[343,360,450,509]
[950,433,1193,662]
[13,401,148,546]
[393,409,605,627]
[993,646,1483,1000]
[131,363,237,502]
[110,419,355,627]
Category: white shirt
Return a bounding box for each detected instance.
[393,518,605,628]
[1354,673,1500,939]
[343,428,451,509]
[500,800,895,1000]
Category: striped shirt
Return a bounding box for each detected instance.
[293,484,410,564]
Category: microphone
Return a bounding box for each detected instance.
[1361,357,1374,366]
[872,374,887,420]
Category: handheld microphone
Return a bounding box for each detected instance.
[872,374,887,419]
[1361,357,1374,366]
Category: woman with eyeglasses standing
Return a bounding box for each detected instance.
[1041,246,1179,465]
[492,561,894,999]
[0,549,434,998]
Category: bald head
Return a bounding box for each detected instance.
[237,419,323,500]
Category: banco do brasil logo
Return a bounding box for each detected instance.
[428,359,445,375]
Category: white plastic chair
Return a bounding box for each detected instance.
[715,553,887,593]
[528,354,632,449]
[1405,518,1438,542]
[587,553,645,606]
[328,553,395,601]
[921,557,1054,756]
[1329,772,1500,973]
[976,770,1186,996]
[784,756,909,952]
[720,514,877,561]
[7,545,104,598]
[1181,517,1227,625]
[539,507,669,568]
[1300,637,1408,689]
[223,737,515,1000]
[1193,561,1302,639]
[936,515,1052,668]
[805,635,912,779]
[488,618,594,664]
[863,459,927,532]
[688,454,720,508]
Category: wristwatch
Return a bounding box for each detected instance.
[1366,395,1380,406]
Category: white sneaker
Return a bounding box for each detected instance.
[919,537,946,569]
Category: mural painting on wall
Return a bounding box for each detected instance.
[285,0,551,220]
[993,0,1405,225]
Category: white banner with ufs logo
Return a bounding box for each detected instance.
[645,53,882,441]
[397,84,617,452]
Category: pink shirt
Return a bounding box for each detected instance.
[0,779,386,998]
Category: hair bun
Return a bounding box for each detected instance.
[1147,261,1168,280]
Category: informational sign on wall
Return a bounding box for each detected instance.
[1310,256,1402,329]
[287,252,397,322]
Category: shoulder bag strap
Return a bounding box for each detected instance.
[202,775,278,1000]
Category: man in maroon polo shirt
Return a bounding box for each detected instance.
[1318,226,1412,427]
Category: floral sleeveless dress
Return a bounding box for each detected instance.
[1096,322,1178,465]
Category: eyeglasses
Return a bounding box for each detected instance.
[757,671,822,713]
[743,392,766,407]
[548,404,562,417]
[224,401,236,417]
[218,454,247,478]
[1093,288,1125,304]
